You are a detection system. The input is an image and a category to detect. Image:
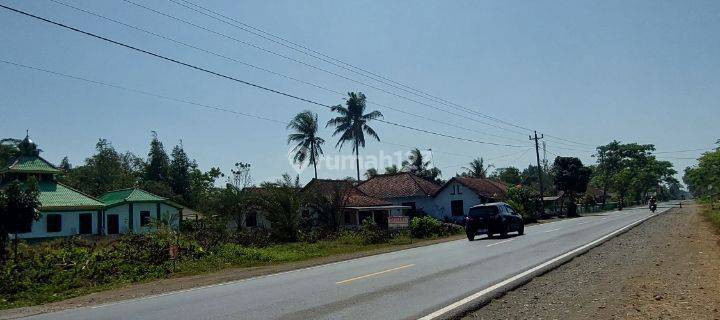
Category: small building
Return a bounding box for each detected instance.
[302,178,409,228]
[433,177,508,222]
[2,135,105,239]
[98,188,183,234]
[356,173,440,218]
[2,135,185,239]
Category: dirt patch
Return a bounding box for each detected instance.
[463,203,720,320]
[0,235,465,319]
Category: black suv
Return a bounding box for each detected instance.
[465,202,524,241]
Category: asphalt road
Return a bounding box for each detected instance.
[24,204,673,320]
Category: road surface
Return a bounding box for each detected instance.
[23,204,672,320]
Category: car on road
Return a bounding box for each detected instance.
[465,202,524,241]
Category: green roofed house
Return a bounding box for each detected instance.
[99,188,182,235]
[1,135,183,239]
[1,135,105,239]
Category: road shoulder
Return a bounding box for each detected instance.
[463,203,720,319]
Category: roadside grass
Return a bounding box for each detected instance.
[701,205,720,233]
[0,229,450,310]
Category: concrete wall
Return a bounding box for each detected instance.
[433,182,484,221]
[17,210,100,239]
[386,196,438,217]
[104,202,180,234]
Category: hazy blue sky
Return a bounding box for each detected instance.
[1,0,718,184]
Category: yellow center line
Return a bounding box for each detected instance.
[336,264,415,285]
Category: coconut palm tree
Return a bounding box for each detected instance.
[287,111,325,179]
[461,157,494,178]
[327,92,383,180]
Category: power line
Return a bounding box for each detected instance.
[47,0,525,144]
[169,0,602,148]
[166,0,535,133]
[0,4,531,148]
[118,0,532,138]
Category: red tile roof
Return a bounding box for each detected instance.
[302,178,391,208]
[357,173,440,199]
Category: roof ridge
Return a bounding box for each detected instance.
[407,174,432,196]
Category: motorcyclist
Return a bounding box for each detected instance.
[648,196,657,211]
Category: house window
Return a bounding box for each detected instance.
[46,214,62,233]
[140,211,151,227]
[451,200,464,216]
[245,212,257,227]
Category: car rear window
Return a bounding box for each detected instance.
[468,206,499,217]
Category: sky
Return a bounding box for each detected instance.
[1,0,719,185]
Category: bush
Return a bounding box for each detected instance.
[359,219,388,244]
[409,216,442,238]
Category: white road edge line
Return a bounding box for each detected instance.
[485,239,514,247]
[418,211,661,320]
[83,207,640,311]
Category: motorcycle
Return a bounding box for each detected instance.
[649,203,657,213]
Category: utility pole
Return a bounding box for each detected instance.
[530,131,545,215]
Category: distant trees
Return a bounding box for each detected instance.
[491,167,522,185]
[683,141,720,202]
[384,164,400,175]
[460,157,493,179]
[364,168,379,179]
[62,139,140,196]
[403,148,442,183]
[592,141,678,209]
[327,92,383,181]
[288,111,325,179]
[552,157,591,217]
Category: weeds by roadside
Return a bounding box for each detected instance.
[0,216,462,310]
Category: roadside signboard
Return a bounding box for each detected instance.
[388,216,409,229]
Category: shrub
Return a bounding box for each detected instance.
[359,219,387,245]
[409,216,442,238]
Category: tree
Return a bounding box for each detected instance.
[0,179,41,262]
[552,157,591,217]
[402,148,442,183]
[0,138,21,167]
[170,143,192,203]
[217,163,253,231]
[188,163,222,212]
[491,167,521,185]
[287,111,325,179]
[304,180,353,231]
[327,92,383,181]
[521,164,555,194]
[256,174,302,242]
[460,157,493,178]
[58,157,72,172]
[145,131,170,183]
[683,141,720,202]
[63,139,140,196]
[385,164,400,174]
[364,168,379,179]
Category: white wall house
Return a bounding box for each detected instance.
[99,188,183,234]
[433,177,509,223]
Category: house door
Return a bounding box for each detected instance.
[107,214,119,234]
[79,213,92,234]
[374,211,389,229]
